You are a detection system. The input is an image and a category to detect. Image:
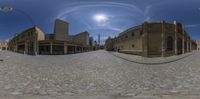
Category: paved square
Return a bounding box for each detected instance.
[0,50,200,99]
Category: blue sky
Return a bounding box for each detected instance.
[0,0,200,44]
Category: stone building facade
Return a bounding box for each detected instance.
[8,27,45,55]
[54,19,69,41]
[8,19,91,55]
[105,21,196,57]
[195,40,200,51]
[0,41,8,51]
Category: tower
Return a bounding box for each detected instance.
[54,19,69,41]
[98,33,100,45]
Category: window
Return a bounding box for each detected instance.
[125,34,128,38]
[140,30,143,35]
[132,32,135,37]
[184,42,187,50]
[167,36,173,50]
[132,44,135,48]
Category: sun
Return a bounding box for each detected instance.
[93,14,108,22]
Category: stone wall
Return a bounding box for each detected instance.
[8,27,45,55]
[105,21,193,57]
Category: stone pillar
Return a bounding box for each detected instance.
[50,42,53,55]
[82,47,84,52]
[142,22,148,57]
[182,26,185,54]
[64,45,68,54]
[161,21,166,57]
[187,37,189,52]
[35,41,38,55]
[190,38,192,52]
[174,21,177,55]
[25,42,27,54]
[15,44,18,52]
[75,46,77,53]
[34,33,38,55]
[185,35,187,53]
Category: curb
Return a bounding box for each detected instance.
[109,52,193,65]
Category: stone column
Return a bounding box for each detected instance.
[34,33,38,55]
[182,26,185,54]
[187,37,189,52]
[142,22,148,57]
[50,42,53,55]
[82,47,84,52]
[190,38,192,52]
[75,46,77,53]
[15,44,18,52]
[64,45,68,54]
[34,41,38,55]
[24,42,27,54]
[161,21,166,57]
[174,21,177,55]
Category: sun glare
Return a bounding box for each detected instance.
[93,14,108,22]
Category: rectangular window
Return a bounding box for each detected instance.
[140,30,143,35]
[125,34,128,38]
[132,32,135,37]
[132,44,135,48]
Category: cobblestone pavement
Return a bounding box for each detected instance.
[0,50,200,99]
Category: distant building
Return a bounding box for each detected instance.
[105,21,196,57]
[89,37,94,46]
[98,33,100,45]
[8,19,92,55]
[45,34,54,40]
[93,40,99,50]
[0,40,8,51]
[54,19,69,41]
[195,40,200,50]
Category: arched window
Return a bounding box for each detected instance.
[167,36,173,50]
[177,38,183,54]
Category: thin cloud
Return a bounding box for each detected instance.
[144,16,151,21]
[144,5,153,15]
[57,1,144,19]
[185,24,200,28]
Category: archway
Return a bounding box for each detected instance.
[166,36,173,51]
[177,38,183,54]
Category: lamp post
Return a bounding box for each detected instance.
[0,6,37,55]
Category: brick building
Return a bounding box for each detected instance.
[8,19,91,55]
[105,21,197,57]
